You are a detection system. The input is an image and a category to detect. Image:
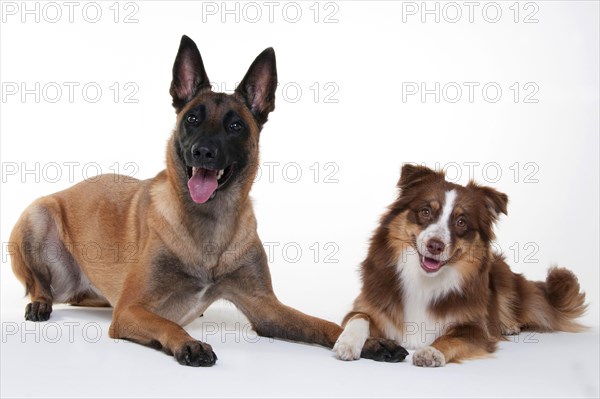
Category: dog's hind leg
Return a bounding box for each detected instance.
[10,206,54,321]
[9,201,96,321]
[11,238,53,321]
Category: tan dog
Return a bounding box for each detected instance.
[334,164,586,366]
[9,35,408,366]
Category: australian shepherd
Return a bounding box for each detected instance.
[333,164,586,366]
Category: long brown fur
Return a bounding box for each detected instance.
[337,164,586,366]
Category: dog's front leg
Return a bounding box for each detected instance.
[235,293,342,347]
[412,324,496,367]
[224,254,408,362]
[333,312,407,362]
[232,291,407,362]
[109,305,217,367]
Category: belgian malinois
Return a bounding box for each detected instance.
[9,35,408,366]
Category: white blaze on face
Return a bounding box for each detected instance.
[395,190,463,348]
[396,189,463,347]
[417,189,457,261]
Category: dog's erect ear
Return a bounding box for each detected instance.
[235,48,277,127]
[170,35,211,112]
[397,164,444,190]
[468,182,509,218]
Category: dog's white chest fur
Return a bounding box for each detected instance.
[391,250,463,349]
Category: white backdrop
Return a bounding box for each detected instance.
[1,1,598,398]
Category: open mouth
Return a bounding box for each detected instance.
[420,255,446,273]
[186,164,235,204]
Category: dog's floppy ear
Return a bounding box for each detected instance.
[467,182,508,242]
[235,48,277,127]
[170,35,211,112]
[468,182,509,218]
[397,164,444,190]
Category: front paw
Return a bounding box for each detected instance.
[333,336,362,361]
[175,341,217,367]
[413,346,446,367]
[361,338,408,363]
[25,301,52,322]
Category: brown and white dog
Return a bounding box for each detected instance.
[333,164,587,366]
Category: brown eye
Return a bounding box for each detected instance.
[456,218,467,228]
[229,121,244,132]
[420,207,431,218]
[186,114,198,125]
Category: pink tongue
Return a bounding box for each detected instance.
[187,168,218,204]
[422,257,442,272]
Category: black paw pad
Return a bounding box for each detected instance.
[175,341,217,367]
[25,301,52,322]
[361,338,408,363]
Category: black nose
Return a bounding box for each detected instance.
[426,238,445,255]
[191,144,217,163]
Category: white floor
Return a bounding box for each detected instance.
[1,298,598,399]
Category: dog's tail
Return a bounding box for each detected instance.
[520,267,587,332]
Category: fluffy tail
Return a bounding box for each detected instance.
[524,267,587,332]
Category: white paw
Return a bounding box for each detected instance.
[412,346,446,367]
[333,339,362,361]
[333,318,369,361]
